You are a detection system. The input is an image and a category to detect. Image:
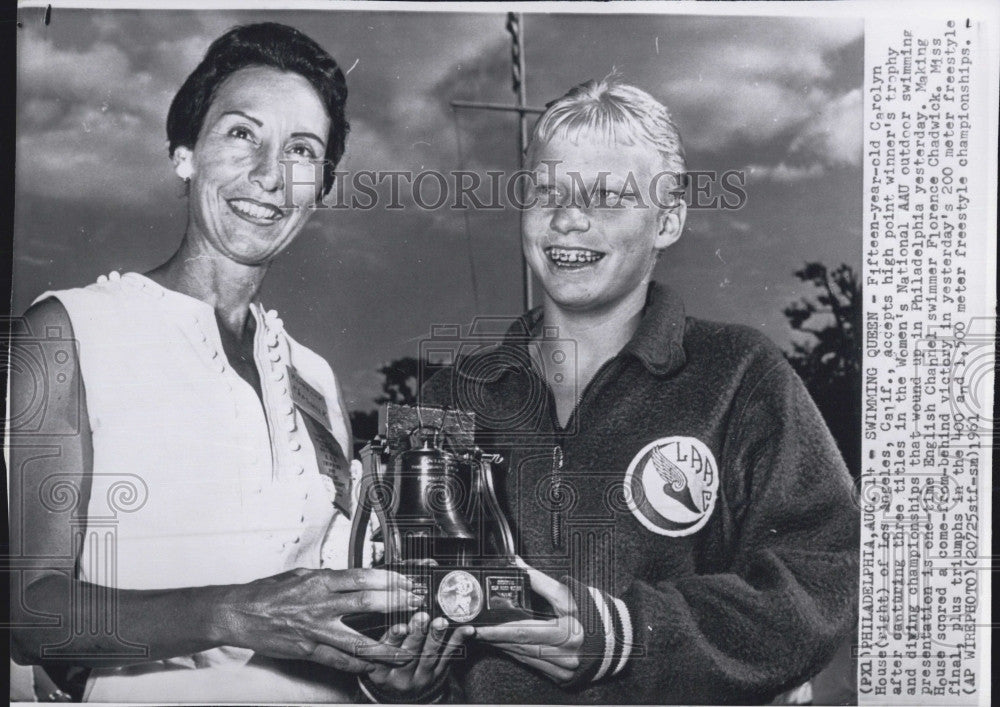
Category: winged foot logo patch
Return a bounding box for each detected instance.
[624,437,719,536]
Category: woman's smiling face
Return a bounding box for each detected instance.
[176,65,330,266]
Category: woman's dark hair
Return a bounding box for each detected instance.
[167,22,348,196]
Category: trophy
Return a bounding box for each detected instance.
[348,404,532,628]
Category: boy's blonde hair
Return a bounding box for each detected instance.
[527,74,687,199]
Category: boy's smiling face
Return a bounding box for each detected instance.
[522,133,684,314]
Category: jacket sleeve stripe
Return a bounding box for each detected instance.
[606,590,625,675]
[611,594,633,675]
[586,585,615,682]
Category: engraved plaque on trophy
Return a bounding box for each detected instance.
[348,404,532,628]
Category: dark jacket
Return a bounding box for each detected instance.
[421,282,859,704]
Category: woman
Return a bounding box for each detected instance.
[9,22,457,703]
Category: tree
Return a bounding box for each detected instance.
[374,357,422,406]
[348,409,379,456]
[346,357,422,455]
[349,356,444,454]
[783,262,862,480]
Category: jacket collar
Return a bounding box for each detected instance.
[621,281,688,376]
[456,281,687,383]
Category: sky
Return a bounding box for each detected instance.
[13,6,863,415]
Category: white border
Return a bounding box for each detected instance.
[13,0,1000,22]
[9,3,997,705]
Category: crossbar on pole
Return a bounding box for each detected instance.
[450,100,545,115]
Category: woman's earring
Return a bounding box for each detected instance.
[175,160,193,181]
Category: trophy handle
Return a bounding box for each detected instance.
[408,423,444,448]
[476,453,518,560]
[350,440,400,568]
[349,443,376,569]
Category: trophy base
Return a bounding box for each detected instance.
[341,564,535,639]
[391,563,533,627]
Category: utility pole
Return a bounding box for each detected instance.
[450,12,543,312]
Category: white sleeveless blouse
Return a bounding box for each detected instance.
[36,271,358,702]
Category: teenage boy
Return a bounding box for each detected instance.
[418,77,859,704]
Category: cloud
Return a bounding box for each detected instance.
[658,26,861,155]
[789,88,862,167]
[642,20,862,181]
[339,117,415,172]
[19,31,167,123]
[737,88,861,185]
[16,102,174,204]
[425,13,863,180]
[665,78,831,149]
[744,162,826,183]
[16,19,235,206]
[711,44,832,83]
[16,253,59,267]
[726,218,752,234]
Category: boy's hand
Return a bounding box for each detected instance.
[474,561,583,685]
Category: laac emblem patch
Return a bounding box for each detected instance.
[624,437,719,536]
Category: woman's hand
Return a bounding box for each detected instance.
[366,612,474,696]
[214,568,425,673]
[474,563,583,685]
